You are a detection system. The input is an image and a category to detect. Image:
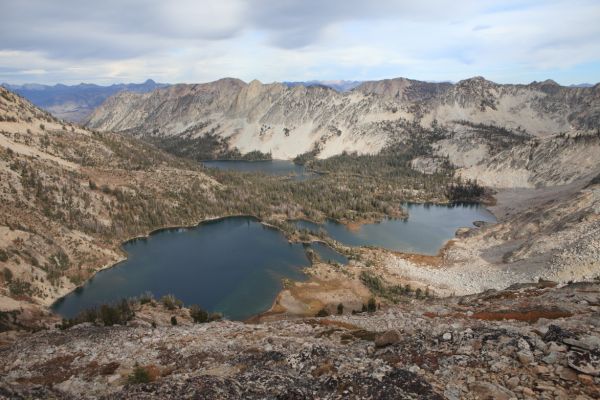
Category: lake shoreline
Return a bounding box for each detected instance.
[49,198,497,321]
[49,214,279,312]
[51,213,350,318]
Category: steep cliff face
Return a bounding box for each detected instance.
[87,76,600,161]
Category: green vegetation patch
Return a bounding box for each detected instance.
[360,271,429,303]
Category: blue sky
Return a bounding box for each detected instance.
[0,0,599,85]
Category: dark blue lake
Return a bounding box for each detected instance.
[52,203,494,320]
[52,217,314,320]
[295,203,496,255]
[203,160,313,180]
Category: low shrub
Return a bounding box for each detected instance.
[208,312,223,322]
[139,291,154,305]
[161,294,183,310]
[58,298,135,329]
[367,297,377,312]
[316,308,329,317]
[128,363,151,384]
[2,267,13,282]
[189,304,208,323]
[8,279,32,296]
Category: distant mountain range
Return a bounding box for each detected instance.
[569,83,594,88]
[1,79,169,123]
[285,80,597,91]
[3,77,597,124]
[283,80,363,92]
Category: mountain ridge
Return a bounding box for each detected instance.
[87,75,600,161]
[283,79,363,92]
[1,79,170,123]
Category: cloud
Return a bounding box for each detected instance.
[0,0,599,84]
[246,0,483,49]
[1,0,477,57]
[0,0,247,59]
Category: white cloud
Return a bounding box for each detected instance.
[0,0,598,84]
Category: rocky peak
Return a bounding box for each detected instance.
[541,79,559,86]
[355,78,453,104]
[529,79,563,95]
[248,79,262,87]
[356,77,411,95]
[455,76,497,90]
[443,76,500,110]
[203,77,248,93]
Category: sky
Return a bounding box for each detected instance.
[1,0,599,86]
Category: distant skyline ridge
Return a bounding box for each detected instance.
[1,79,169,123]
[3,76,599,89]
[4,75,599,124]
[2,78,161,90]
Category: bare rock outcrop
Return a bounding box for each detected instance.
[1,282,598,399]
[86,76,600,162]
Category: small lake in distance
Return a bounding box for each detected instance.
[203,160,313,180]
[295,202,496,255]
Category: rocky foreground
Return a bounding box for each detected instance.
[1,282,598,399]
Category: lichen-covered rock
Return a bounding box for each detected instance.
[568,349,600,376]
[1,282,599,399]
[374,329,401,348]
